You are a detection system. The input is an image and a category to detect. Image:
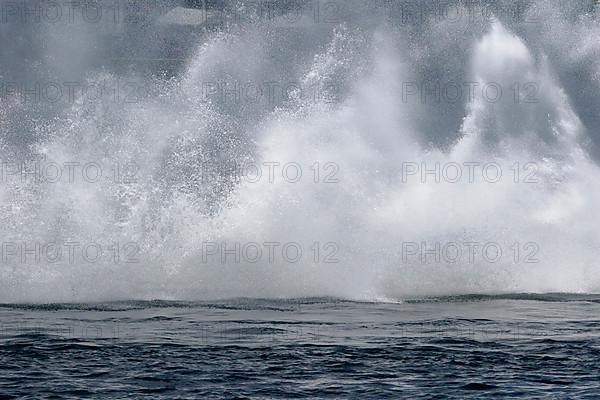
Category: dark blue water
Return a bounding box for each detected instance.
[2,295,600,398]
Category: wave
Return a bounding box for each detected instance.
[0,0,599,303]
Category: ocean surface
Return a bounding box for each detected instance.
[2,294,600,398]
